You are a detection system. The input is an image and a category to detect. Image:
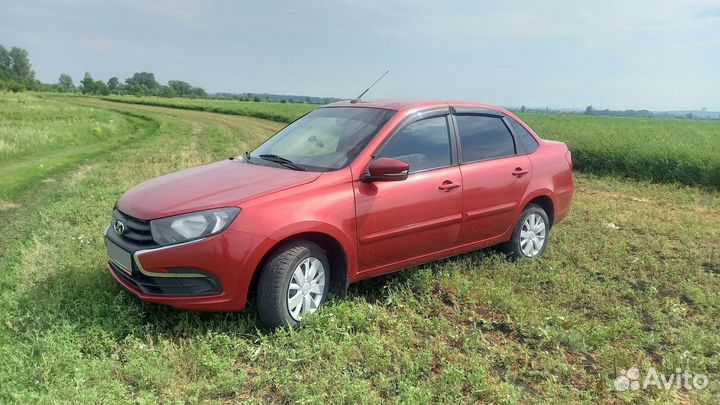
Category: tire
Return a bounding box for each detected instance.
[502,204,551,260]
[256,241,330,329]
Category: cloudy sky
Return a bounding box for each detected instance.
[2,0,719,110]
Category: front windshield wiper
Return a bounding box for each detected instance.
[258,154,307,171]
[243,151,255,164]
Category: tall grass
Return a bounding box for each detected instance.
[0,95,718,403]
[0,93,121,162]
[99,96,720,189]
[520,113,720,189]
[102,95,316,123]
[0,93,158,199]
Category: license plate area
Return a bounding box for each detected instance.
[107,239,133,276]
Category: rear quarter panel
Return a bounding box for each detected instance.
[524,140,574,224]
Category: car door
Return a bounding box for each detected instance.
[354,111,463,272]
[452,111,532,243]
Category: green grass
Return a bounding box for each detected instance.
[1,94,719,404]
[519,113,720,189]
[102,95,316,123]
[99,96,720,189]
[0,93,159,199]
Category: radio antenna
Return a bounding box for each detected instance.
[351,70,389,103]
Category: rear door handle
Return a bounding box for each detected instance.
[438,181,461,191]
[512,167,529,177]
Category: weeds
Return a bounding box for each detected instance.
[0,94,718,404]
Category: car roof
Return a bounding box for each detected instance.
[323,99,507,113]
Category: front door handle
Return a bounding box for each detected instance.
[512,167,529,177]
[438,181,461,191]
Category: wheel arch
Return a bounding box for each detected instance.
[523,194,555,227]
[249,230,351,300]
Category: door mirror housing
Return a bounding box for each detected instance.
[361,157,409,182]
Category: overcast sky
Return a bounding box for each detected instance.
[2,0,719,110]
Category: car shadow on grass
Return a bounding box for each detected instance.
[346,247,505,305]
[13,247,506,341]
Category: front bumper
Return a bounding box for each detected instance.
[105,226,270,311]
[108,259,222,296]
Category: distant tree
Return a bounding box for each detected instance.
[125,72,159,95]
[0,45,10,76]
[57,74,74,90]
[189,86,206,98]
[168,80,192,96]
[9,47,33,80]
[585,105,594,115]
[95,80,109,95]
[520,105,526,113]
[107,76,120,92]
[80,72,95,94]
[158,85,175,97]
[253,96,261,102]
[686,113,694,119]
[125,71,158,87]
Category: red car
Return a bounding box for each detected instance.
[105,100,573,328]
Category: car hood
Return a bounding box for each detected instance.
[117,159,320,220]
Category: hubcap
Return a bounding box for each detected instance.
[520,213,546,257]
[287,257,326,321]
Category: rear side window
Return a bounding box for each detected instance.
[376,116,451,173]
[508,118,539,153]
[456,115,515,162]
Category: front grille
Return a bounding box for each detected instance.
[112,209,155,246]
[110,262,222,296]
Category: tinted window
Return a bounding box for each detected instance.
[252,107,395,172]
[376,116,451,172]
[508,118,539,153]
[456,115,515,162]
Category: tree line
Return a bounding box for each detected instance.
[75,71,206,98]
[0,45,37,91]
[1,44,206,98]
[214,92,341,104]
[584,105,653,117]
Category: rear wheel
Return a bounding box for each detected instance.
[502,204,550,260]
[256,241,330,329]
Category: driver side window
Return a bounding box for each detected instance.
[375,116,451,173]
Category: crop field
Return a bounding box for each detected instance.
[102,95,315,124]
[1,93,719,404]
[103,95,720,189]
[520,114,720,189]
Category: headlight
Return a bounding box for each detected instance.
[150,207,241,246]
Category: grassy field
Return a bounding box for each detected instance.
[520,113,720,189]
[102,95,315,123]
[100,96,720,189]
[1,93,719,404]
[0,94,158,199]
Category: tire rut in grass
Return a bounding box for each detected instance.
[0,109,160,269]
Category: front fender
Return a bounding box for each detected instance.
[246,220,358,282]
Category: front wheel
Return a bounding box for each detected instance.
[256,241,330,329]
[502,204,550,260]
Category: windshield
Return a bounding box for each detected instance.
[249,107,396,172]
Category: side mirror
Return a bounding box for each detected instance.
[361,157,409,182]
